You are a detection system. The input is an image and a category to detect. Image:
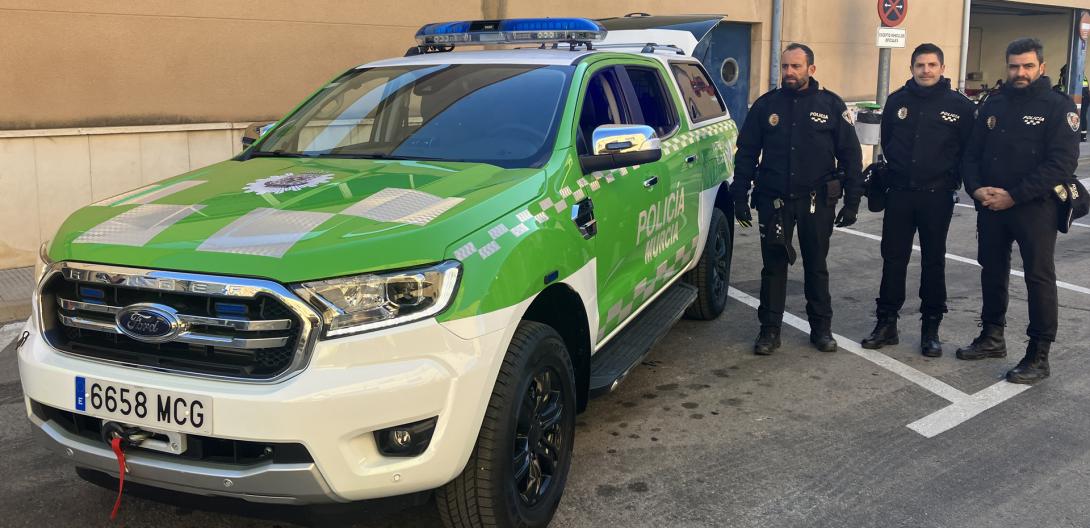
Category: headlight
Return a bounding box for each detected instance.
[294,261,461,337]
[34,239,53,285]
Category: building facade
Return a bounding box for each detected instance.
[1,0,1088,269]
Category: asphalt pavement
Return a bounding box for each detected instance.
[2,162,1090,527]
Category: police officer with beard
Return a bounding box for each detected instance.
[860,44,975,357]
[958,38,1078,384]
[731,43,863,355]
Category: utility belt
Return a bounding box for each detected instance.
[756,168,844,266]
[756,168,845,213]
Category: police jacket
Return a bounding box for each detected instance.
[962,76,1080,204]
[731,79,863,205]
[881,77,975,190]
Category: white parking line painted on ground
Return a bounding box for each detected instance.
[953,202,1090,228]
[728,287,1030,438]
[834,227,1090,295]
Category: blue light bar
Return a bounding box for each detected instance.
[415,18,607,46]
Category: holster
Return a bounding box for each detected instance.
[760,198,797,265]
[823,168,845,207]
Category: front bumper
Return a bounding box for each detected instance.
[19,302,520,504]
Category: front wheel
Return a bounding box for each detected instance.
[684,207,733,320]
[436,321,576,528]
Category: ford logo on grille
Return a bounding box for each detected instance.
[115,303,184,343]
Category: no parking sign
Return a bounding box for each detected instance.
[878,0,908,28]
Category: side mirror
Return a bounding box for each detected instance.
[580,124,662,173]
[241,121,276,149]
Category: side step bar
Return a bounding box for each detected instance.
[588,282,697,398]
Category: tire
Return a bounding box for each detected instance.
[684,207,733,320]
[436,321,576,528]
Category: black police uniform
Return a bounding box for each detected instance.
[960,75,1079,382]
[871,78,974,329]
[730,79,863,343]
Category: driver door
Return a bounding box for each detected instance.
[575,64,669,343]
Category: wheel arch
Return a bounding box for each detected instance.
[522,283,592,413]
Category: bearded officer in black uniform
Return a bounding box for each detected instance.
[958,38,1078,384]
[730,43,863,355]
[860,43,975,357]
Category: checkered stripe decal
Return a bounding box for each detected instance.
[598,235,701,340]
[455,121,737,264]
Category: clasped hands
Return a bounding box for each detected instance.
[973,187,1015,211]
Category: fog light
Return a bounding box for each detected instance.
[375,417,438,457]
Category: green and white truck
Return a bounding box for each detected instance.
[19,17,739,527]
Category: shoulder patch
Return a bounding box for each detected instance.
[1068,111,1080,132]
[842,110,854,125]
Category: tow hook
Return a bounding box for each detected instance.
[100,421,150,520]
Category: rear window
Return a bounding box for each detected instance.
[670,62,726,122]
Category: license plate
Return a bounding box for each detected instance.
[74,377,212,435]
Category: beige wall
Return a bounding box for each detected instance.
[0,125,247,268]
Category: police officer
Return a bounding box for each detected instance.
[958,38,1078,384]
[731,43,863,355]
[860,44,975,357]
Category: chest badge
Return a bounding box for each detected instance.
[810,112,829,124]
[1023,115,1045,126]
[940,111,960,122]
[897,107,908,120]
[768,113,780,126]
[1067,112,1080,132]
[986,116,997,130]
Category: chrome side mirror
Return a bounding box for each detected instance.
[580,124,663,173]
[591,124,660,155]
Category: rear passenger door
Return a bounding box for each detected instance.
[668,61,730,262]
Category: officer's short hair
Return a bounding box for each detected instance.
[1006,38,1044,63]
[911,43,944,65]
[784,43,815,66]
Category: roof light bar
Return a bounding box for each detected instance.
[415,18,607,46]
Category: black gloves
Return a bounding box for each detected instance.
[734,196,752,228]
[834,204,858,227]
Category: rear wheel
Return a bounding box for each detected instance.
[436,321,576,528]
[684,207,733,320]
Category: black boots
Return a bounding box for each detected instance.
[1006,340,1051,385]
[754,326,781,355]
[955,323,1007,360]
[809,321,837,353]
[861,314,899,350]
[920,315,942,358]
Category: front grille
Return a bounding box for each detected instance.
[39,263,320,381]
[32,401,313,465]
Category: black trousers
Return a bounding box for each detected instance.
[876,190,955,317]
[976,198,1058,342]
[755,193,834,329]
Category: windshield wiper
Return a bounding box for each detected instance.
[247,150,309,158]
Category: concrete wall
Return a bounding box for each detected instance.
[0,125,248,269]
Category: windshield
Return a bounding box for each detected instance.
[254,64,573,169]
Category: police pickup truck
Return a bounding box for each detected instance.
[20,17,738,527]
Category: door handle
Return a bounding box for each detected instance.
[685,155,698,164]
[571,199,597,240]
[643,176,659,188]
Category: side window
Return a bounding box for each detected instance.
[670,62,727,122]
[577,68,629,156]
[623,66,679,138]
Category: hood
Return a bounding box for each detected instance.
[49,157,544,283]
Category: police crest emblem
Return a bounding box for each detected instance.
[897,107,908,120]
[769,113,780,126]
[244,172,334,195]
[986,116,997,130]
[842,110,854,124]
[1068,112,1080,132]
